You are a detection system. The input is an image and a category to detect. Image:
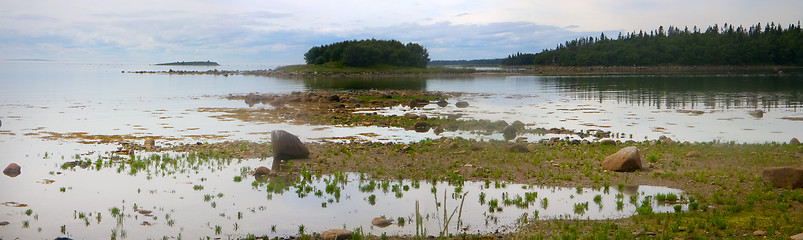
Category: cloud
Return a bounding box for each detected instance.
[1,0,801,64]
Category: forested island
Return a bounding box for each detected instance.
[155,61,220,66]
[304,39,429,67]
[504,23,803,66]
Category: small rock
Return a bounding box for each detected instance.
[144,138,156,151]
[455,101,469,108]
[271,130,310,160]
[254,166,270,176]
[752,230,767,236]
[506,143,529,153]
[433,127,444,135]
[321,229,353,240]
[762,167,803,189]
[371,217,393,228]
[791,138,800,145]
[602,146,642,172]
[502,125,517,141]
[413,121,431,133]
[436,100,448,107]
[658,135,674,145]
[685,151,701,157]
[137,209,152,215]
[328,95,340,102]
[3,163,20,177]
[0,221,9,226]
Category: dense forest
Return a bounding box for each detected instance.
[504,22,803,66]
[304,39,430,67]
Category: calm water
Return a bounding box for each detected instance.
[0,62,801,238]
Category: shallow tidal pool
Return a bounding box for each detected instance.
[1,149,689,239]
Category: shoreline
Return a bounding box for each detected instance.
[126,65,801,78]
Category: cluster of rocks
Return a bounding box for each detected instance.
[231,90,446,108]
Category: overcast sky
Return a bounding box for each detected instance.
[1,0,801,64]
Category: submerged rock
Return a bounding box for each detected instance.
[271,130,310,160]
[3,163,20,177]
[436,100,448,107]
[321,229,353,240]
[602,146,642,172]
[455,101,469,108]
[371,217,393,228]
[762,167,803,189]
[413,121,431,133]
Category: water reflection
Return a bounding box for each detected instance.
[542,75,803,110]
[304,77,427,90]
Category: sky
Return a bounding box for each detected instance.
[1,0,801,65]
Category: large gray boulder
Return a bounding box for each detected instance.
[271,130,309,160]
[763,167,803,189]
[503,125,517,140]
[3,163,20,177]
[602,146,642,172]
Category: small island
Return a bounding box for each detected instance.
[155,61,219,66]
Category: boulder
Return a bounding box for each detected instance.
[328,95,340,102]
[455,101,469,108]
[502,125,517,141]
[271,130,310,160]
[762,167,803,189]
[791,138,800,145]
[254,166,270,176]
[511,120,525,129]
[321,229,353,240]
[413,121,431,133]
[3,163,20,177]
[602,146,642,172]
[790,232,803,240]
[371,217,393,228]
[436,100,448,107]
[685,151,701,158]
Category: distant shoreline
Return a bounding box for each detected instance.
[154,61,220,66]
[126,65,801,78]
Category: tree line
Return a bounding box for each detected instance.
[503,22,803,66]
[304,39,430,67]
